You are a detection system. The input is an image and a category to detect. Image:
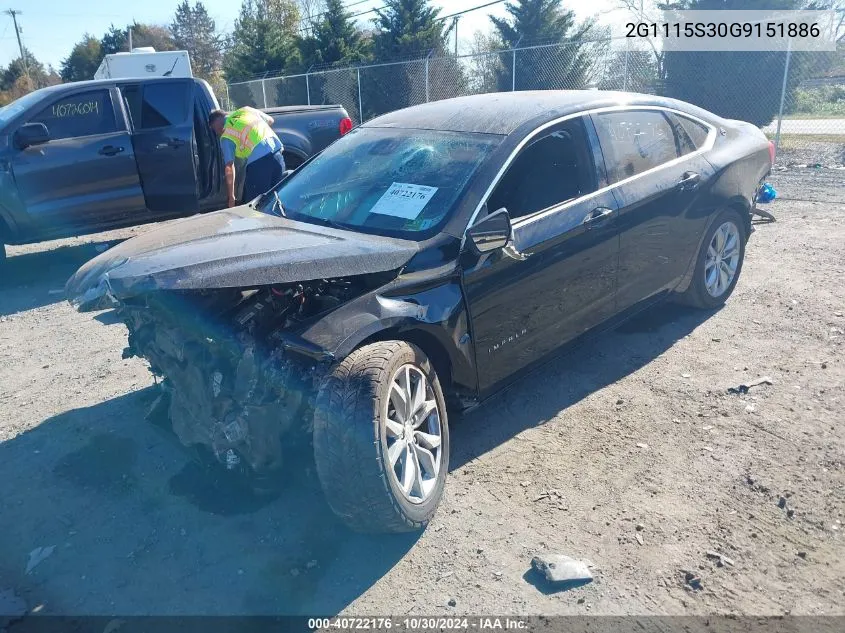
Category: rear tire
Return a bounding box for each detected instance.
[313,341,449,533]
[680,209,747,309]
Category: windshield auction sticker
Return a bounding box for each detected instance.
[371,182,439,220]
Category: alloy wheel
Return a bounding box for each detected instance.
[384,364,443,504]
[704,221,741,298]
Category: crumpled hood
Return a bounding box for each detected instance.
[66,206,419,311]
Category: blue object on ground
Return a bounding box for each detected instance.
[757,182,777,203]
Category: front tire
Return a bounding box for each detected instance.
[680,209,747,309]
[313,341,449,533]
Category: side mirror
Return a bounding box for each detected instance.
[14,122,50,149]
[467,207,512,254]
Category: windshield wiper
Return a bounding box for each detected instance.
[271,191,287,218]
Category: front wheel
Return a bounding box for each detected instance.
[679,209,747,309]
[313,341,449,533]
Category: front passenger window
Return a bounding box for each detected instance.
[487,118,597,220]
[27,90,116,141]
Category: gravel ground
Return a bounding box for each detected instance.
[0,172,843,617]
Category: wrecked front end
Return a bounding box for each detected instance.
[118,276,384,483]
[65,208,425,485]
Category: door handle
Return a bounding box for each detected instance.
[99,145,124,156]
[583,207,614,229]
[155,139,186,150]
[678,171,701,191]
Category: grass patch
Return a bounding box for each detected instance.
[765,132,845,145]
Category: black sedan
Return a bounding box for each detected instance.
[67,91,773,533]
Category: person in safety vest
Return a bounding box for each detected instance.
[209,107,286,208]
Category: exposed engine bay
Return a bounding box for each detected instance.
[120,277,375,482]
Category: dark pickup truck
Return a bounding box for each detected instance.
[0,77,351,267]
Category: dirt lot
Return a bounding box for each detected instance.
[0,168,843,618]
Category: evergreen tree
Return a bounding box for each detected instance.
[362,0,460,118]
[171,1,224,80]
[60,36,104,83]
[224,0,302,82]
[490,0,595,91]
[301,0,370,67]
[372,0,448,61]
[101,25,129,55]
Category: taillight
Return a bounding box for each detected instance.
[339,117,353,136]
[768,140,776,166]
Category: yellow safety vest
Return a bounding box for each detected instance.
[221,108,274,160]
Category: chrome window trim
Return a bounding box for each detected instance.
[463,105,717,237]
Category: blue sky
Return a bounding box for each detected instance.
[4,0,620,72]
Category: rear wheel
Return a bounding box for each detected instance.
[680,209,746,309]
[313,341,449,533]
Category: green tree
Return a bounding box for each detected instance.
[490,0,595,91]
[372,0,448,60]
[0,49,60,105]
[101,22,177,55]
[362,0,462,118]
[301,0,370,67]
[660,0,808,125]
[171,1,224,80]
[59,35,103,82]
[224,0,302,82]
[101,25,129,55]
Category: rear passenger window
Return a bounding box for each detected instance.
[122,82,190,129]
[487,117,598,220]
[669,113,711,155]
[28,90,116,141]
[593,110,679,184]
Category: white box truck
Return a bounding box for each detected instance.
[94,48,193,80]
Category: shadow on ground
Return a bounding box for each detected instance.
[0,300,714,615]
[451,301,715,469]
[0,241,119,317]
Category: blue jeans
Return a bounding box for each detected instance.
[243,151,286,203]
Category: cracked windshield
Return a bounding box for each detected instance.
[264,128,501,236]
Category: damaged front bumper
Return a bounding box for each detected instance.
[115,277,379,480]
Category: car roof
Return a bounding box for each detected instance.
[32,77,197,97]
[362,90,717,136]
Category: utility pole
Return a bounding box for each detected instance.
[453,16,459,57]
[128,26,133,51]
[4,9,29,82]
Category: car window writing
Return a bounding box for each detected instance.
[28,90,116,141]
[669,113,711,155]
[122,83,189,129]
[488,118,597,220]
[593,111,679,183]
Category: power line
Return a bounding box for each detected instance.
[438,0,506,22]
[299,0,375,29]
[299,0,507,35]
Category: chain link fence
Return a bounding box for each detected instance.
[228,36,844,202]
